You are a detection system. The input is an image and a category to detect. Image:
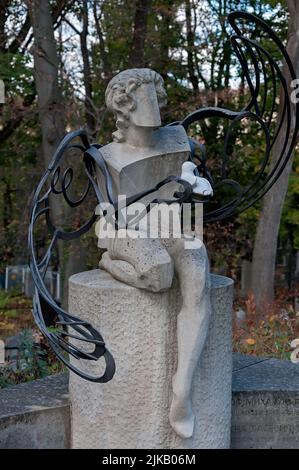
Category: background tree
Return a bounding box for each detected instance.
[129,0,152,67]
[251,0,299,309]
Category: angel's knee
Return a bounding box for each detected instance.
[105,238,175,293]
[138,252,174,292]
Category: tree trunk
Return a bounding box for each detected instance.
[93,0,110,82]
[0,2,73,146]
[0,1,9,53]
[2,178,13,229]
[28,0,65,228]
[158,1,171,81]
[80,0,96,138]
[251,0,299,309]
[27,0,68,299]
[27,0,65,168]
[129,0,151,67]
[185,0,199,93]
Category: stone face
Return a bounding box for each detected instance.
[68,269,233,449]
[105,68,167,139]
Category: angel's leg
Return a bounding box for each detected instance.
[99,231,174,293]
[167,240,211,438]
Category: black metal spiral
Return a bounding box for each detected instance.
[28,129,194,382]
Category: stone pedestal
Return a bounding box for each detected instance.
[69,269,233,449]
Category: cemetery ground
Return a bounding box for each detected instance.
[233,287,299,359]
[0,288,64,388]
[0,284,298,389]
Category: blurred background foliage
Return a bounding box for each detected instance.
[0,0,298,372]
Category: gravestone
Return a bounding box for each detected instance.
[23,267,60,300]
[240,259,252,297]
[231,356,299,448]
[0,340,5,364]
[0,80,4,104]
[5,265,25,291]
[4,335,21,362]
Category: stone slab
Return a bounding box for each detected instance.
[0,372,69,418]
[231,355,299,449]
[1,355,299,448]
[232,352,268,371]
[233,357,299,391]
[0,373,70,449]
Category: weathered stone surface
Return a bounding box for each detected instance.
[232,353,267,371]
[231,355,299,449]
[68,269,233,449]
[233,356,299,391]
[0,373,70,449]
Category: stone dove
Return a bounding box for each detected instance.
[180,161,213,196]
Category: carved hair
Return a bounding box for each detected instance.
[105,68,167,143]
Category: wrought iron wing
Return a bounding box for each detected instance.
[178,11,299,223]
[28,129,193,382]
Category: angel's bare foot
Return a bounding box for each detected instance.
[169,374,195,439]
[169,392,195,439]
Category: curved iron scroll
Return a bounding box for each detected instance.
[29,11,299,382]
[28,129,193,382]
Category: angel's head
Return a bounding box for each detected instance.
[105,68,167,143]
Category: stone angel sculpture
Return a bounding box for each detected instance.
[28,11,299,439]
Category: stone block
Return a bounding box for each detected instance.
[231,355,299,449]
[0,373,70,449]
[68,269,233,449]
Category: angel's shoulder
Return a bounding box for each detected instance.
[154,125,190,153]
[100,125,190,173]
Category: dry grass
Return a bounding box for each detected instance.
[0,290,34,339]
[233,287,299,360]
